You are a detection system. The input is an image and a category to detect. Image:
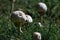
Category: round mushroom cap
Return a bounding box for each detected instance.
[33,32,41,40]
[26,15,33,23]
[37,2,47,12]
[11,10,27,23]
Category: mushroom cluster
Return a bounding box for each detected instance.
[10,1,48,39]
[11,10,33,32]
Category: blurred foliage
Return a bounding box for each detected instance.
[0,0,60,40]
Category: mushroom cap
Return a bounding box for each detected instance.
[11,10,27,23]
[37,2,47,12]
[26,15,33,23]
[33,32,41,40]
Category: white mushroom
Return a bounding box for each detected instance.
[11,10,27,33]
[11,10,33,33]
[26,15,33,23]
[32,32,41,40]
[38,2,47,12]
[11,10,27,23]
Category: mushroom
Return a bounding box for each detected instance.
[32,32,41,40]
[10,10,33,33]
[10,10,27,33]
[36,2,47,16]
[26,15,33,23]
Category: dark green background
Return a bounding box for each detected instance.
[0,0,60,40]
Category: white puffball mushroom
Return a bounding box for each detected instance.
[26,15,33,23]
[38,2,47,12]
[38,22,43,27]
[32,32,41,40]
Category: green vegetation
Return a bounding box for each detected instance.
[0,0,60,40]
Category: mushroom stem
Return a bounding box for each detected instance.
[20,27,23,33]
[10,0,15,13]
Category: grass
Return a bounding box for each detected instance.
[0,0,60,40]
